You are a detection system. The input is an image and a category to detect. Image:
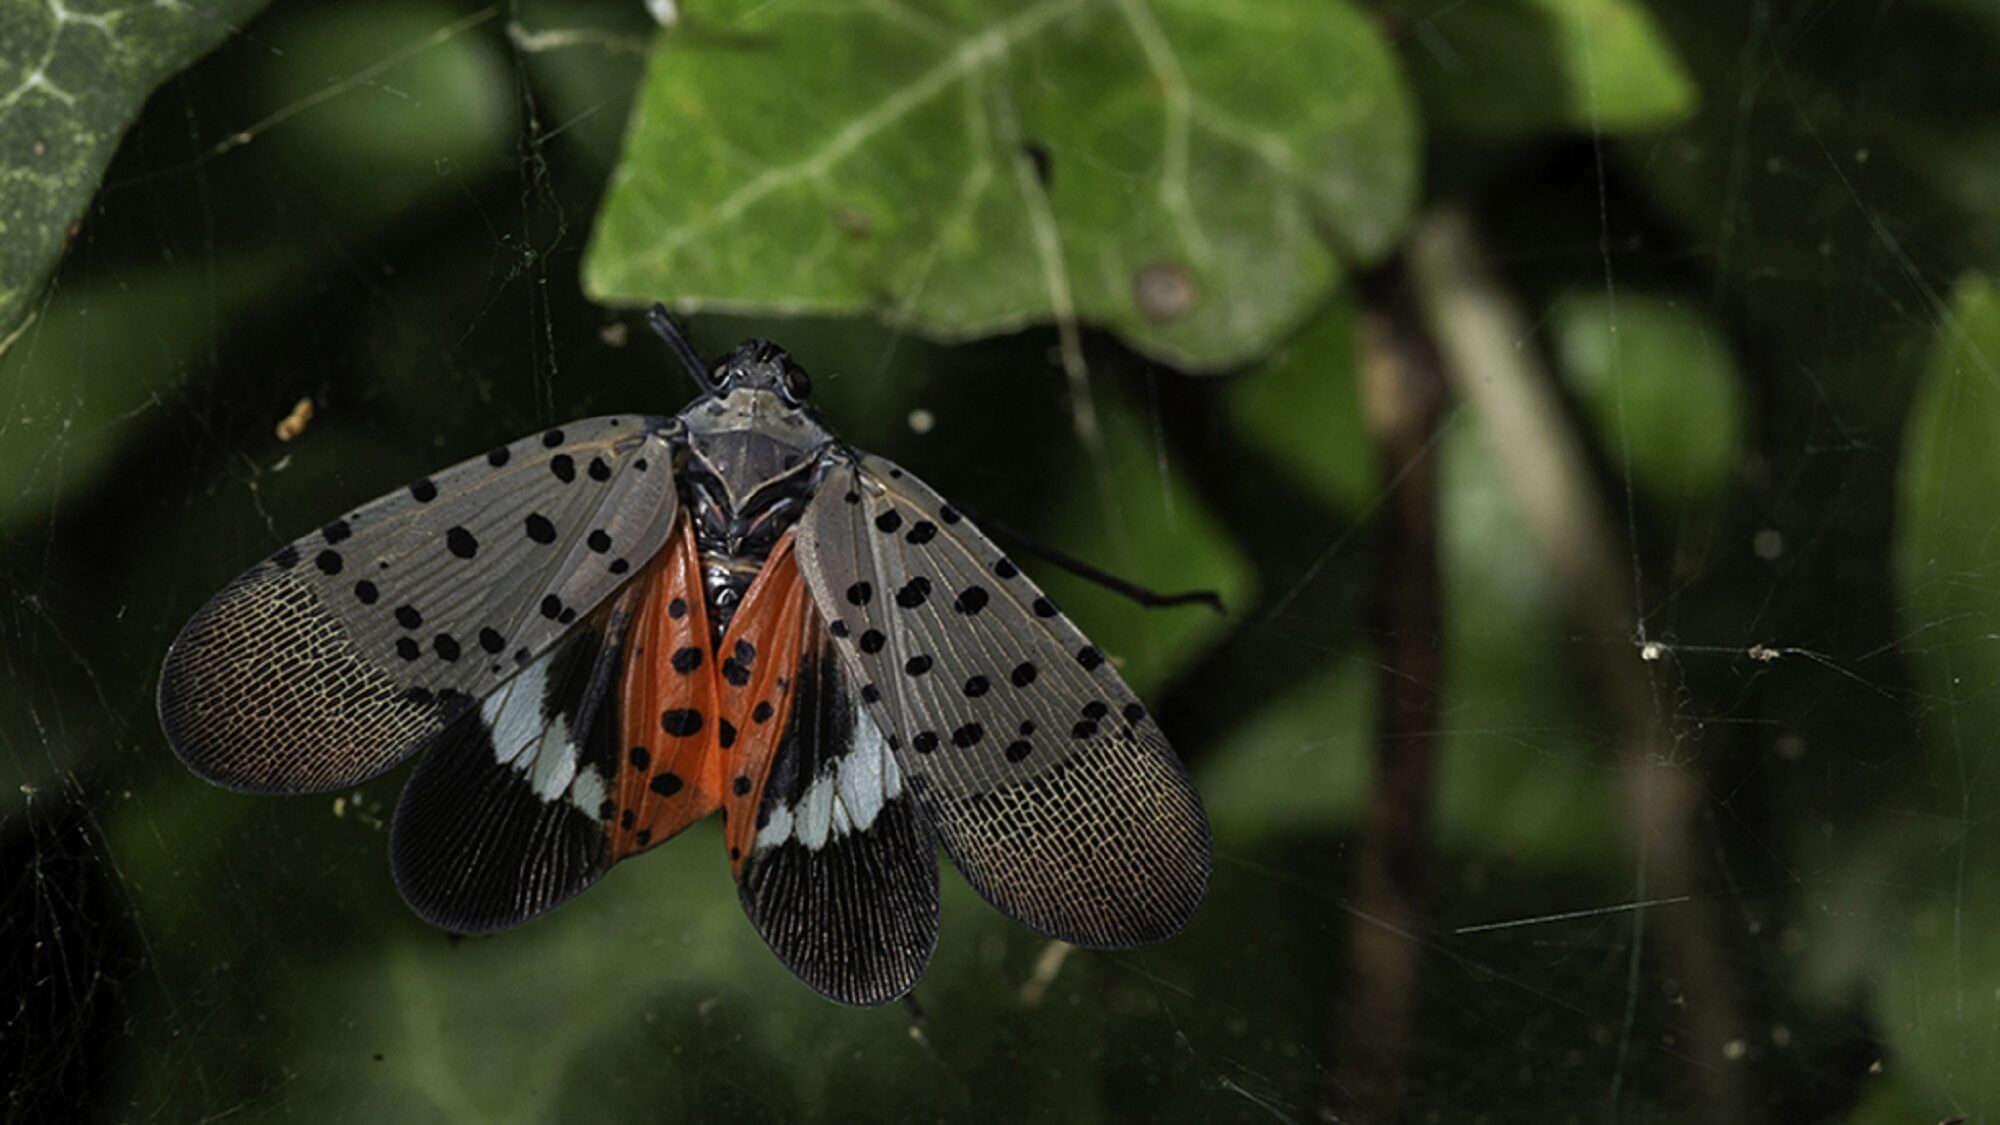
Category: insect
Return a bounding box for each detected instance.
[158,308,1211,1006]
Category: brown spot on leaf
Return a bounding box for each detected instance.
[832,206,873,238]
[1134,260,1197,322]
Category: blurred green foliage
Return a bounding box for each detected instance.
[1385,0,1695,136]
[3,0,1999,1121]
[1889,273,2000,1118]
[1551,291,1746,506]
[1225,304,1376,513]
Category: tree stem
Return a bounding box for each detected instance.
[1406,209,1751,1123]
[1335,263,1447,1121]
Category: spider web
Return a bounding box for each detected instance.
[4,1,1996,1122]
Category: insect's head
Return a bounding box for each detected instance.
[651,305,836,495]
[712,338,813,407]
[646,304,814,410]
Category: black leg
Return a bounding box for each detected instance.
[955,502,1226,614]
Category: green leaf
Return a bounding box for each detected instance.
[1225,301,1376,512]
[1880,272,2000,1116]
[583,0,1418,371]
[1550,291,1746,506]
[1389,0,1696,135]
[0,0,271,343]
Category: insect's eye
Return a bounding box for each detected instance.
[780,364,812,405]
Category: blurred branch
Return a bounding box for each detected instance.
[1406,209,1751,1122]
[1334,265,1447,1122]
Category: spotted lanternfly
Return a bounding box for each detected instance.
[158,307,1211,1006]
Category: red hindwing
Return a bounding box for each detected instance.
[709,538,814,873]
[611,521,812,866]
[611,518,722,859]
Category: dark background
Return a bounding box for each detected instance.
[5,1,2000,1121]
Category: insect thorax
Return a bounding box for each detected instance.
[676,392,837,641]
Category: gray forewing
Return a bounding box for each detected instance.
[794,452,1211,948]
[158,416,680,794]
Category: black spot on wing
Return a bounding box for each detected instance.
[661,708,704,737]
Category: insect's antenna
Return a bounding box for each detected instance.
[646,304,716,392]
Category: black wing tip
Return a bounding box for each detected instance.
[751,930,941,1009]
[799,967,931,1009]
[739,871,943,1007]
[737,802,943,1007]
[389,889,574,941]
[387,711,614,937]
[388,804,608,938]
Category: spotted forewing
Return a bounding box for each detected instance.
[796,454,1209,948]
[160,417,677,794]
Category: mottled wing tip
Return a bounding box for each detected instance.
[930,742,1212,949]
[158,564,448,795]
